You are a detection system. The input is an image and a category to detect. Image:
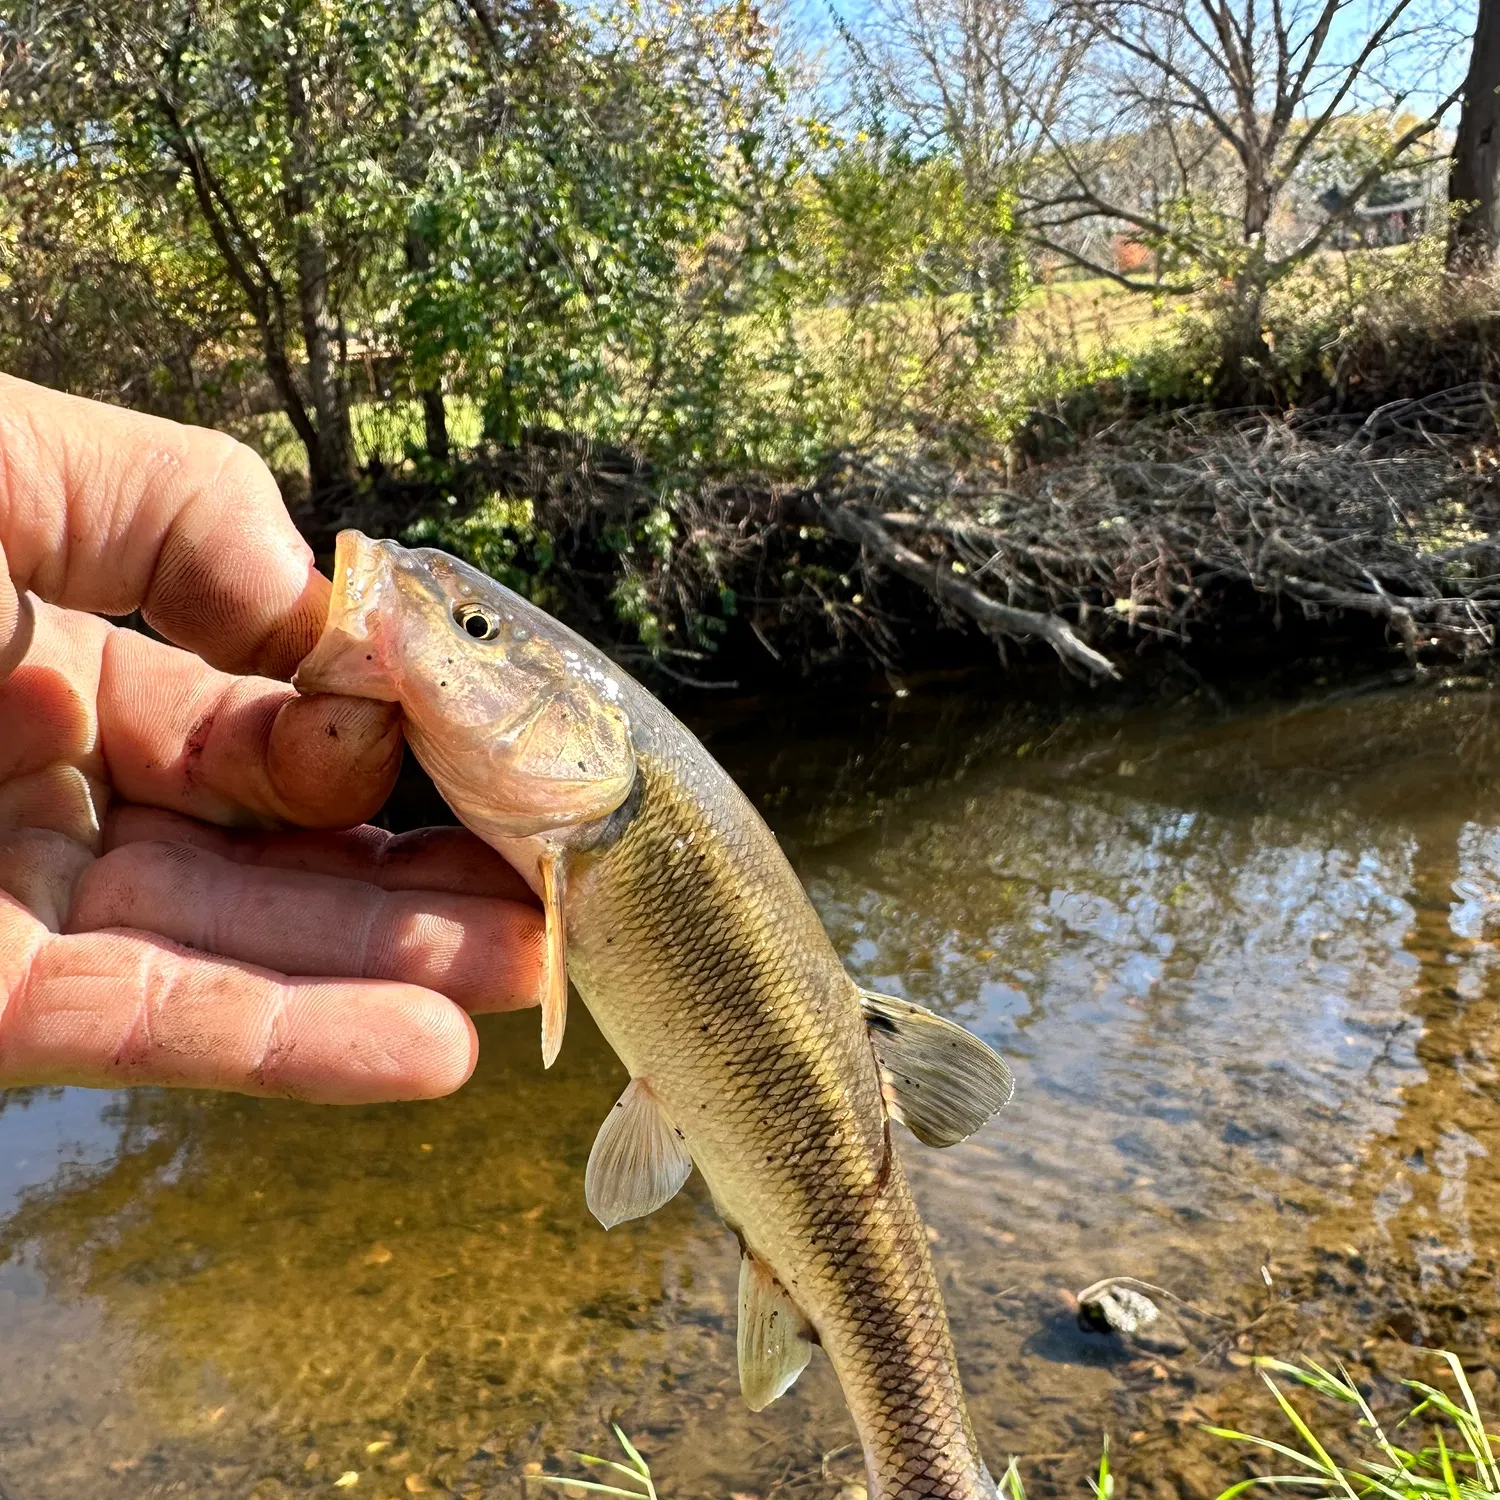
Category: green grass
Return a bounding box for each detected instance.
[528,1424,658,1500]
[520,1352,1497,1500]
[1014,275,1180,357]
[1206,1352,1500,1500]
[228,240,1453,483]
[230,394,486,478]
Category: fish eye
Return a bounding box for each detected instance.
[453,603,501,641]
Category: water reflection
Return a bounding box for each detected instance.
[6,676,1500,1498]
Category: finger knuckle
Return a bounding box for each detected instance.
[200,430,277,505]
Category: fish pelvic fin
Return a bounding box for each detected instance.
[737,1252,813,1411]
[584,1078,693,1229]
[539,845,568,1068]
[859,989,1014,1148]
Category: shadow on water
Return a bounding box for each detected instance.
[7,669,1500,1497]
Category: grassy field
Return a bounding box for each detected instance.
[230,393,488,478]
[1015,274,1181,355]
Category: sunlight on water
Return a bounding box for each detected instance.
[5,675,1500,1498]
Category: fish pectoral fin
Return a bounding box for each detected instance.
[737,1253,813,1412]
[584,1078,694,1229]
[859,988,1014,1148]
[539,846,568,1069]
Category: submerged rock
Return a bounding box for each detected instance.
[1075,1278,1193,1356]
[1078,1285,1160,1336]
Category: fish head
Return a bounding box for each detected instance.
[295,530,636,838]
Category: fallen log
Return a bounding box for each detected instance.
[316,386,1500,686]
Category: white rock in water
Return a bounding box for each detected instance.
[1088,1286,1160,1334]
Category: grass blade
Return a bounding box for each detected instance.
[1001,1456,1028,1500]
[1202,1423,1349,1477]
[1089,1434,1113,1500]
[1435,1427,1462,1500]
[1259,1370,1363,1500]
[1212,1477,1341,1500]
[1439,1352,1498,1493]
[532,1479,648,1498]
[576,1454,651,1484]
[612,1425,650,1480]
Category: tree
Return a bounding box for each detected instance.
[2,0,794,491]
[0,142,241,418]
[3,0,431,489]
[1024,0,1466,364]
[862,0,1086,204]
[1448,0,1500,269]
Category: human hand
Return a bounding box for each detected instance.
[0,376,543,1102]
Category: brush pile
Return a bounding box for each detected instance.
[800,384,1500,677]
[321,384,1500,684]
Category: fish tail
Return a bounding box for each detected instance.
[820,1167,997,1500]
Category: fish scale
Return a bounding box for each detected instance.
[562,731,995,1500]
[293,532,1006,1500]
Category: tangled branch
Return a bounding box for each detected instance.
[808,384,1500,671]
[330,385,1500,682]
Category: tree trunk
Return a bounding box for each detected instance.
[284,45,355,491]
[1217,272,1271,402]
[158,100,325,473]
[1242,173,1271,240]
[1448,0,1500,271]
[405,227,450,463]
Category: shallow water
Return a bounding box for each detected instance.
[5,671,1500,1500]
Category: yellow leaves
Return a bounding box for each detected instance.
[333,1474,359,1489]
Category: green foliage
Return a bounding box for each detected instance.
[404,494,549,599]
[1,0,1030,498]
[758,127,1031,458]
[395,0,788,460]
[533,1423,659,1500]
[1206,1352,1500,1500]
[0,91,244,417]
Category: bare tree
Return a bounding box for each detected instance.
[1448,0,1500,269]
[862,0,1087,198]
[1025,0,1467,357]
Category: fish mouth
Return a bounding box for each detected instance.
[293,530,406,701]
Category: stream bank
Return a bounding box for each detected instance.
[294,386,1500,699]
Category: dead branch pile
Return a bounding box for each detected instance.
[320,385,1500,684]
[807,385,1500,676]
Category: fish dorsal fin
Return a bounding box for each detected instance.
[737,1253,813,1411]
[859,989,1014,1148]
[539,846,567,1068]
[584,1078,693,1229]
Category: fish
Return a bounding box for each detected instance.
[293,530,1015,1500]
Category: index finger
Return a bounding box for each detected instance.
[0,903,479,1101]
[0,375,327,678]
